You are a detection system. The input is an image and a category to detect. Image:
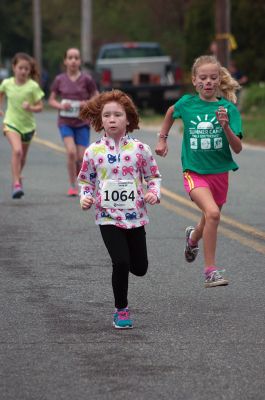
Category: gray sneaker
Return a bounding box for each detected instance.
[184,226,199,263]
[204,270,229,288]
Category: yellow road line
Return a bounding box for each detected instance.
[161,186,265,241]
[161,199,265,255]
[33,137,66,153]
[33,136,265,252]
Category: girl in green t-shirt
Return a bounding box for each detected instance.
[0,52,44,199]
[155,55,243,288]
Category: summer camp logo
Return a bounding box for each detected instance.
[189,114,224,150]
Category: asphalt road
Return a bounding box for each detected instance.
[0,110,265,400]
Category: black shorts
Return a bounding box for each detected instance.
[4,124,35,143]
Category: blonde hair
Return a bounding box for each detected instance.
[79,90,140,132]
[192,55,240,103]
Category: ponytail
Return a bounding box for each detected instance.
[219,66,241,104]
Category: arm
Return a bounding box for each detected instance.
[48,91,67,111]
[0,92,5,116]
[22,99,43,113]
[216,107,242,154]
[77,150,97,210]
[155,105,175,157]
[142,145,162,205]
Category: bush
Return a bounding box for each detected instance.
[240,83,265,113]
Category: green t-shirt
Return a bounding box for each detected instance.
[0,77,44,134]
[173,94,243,174]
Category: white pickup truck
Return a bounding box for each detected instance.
[95,42,183,112]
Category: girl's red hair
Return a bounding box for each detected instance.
[79,90,139,132]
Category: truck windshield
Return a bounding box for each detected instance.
[101,46,164,59]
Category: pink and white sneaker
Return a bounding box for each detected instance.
[12,184,24,199]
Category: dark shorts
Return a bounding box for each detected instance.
[3,124,35,144]
[59,125,90,147]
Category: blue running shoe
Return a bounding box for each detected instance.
[113,308,133,329]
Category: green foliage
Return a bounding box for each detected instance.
[0,0,264,86]
[0,0,32,59]
[240,83,265,143]
[93,0,187,60]
[183,0,265,80]
[93,1,152,50]
[183,0,214,69]
[242,113,265,143]
[240,84,265,113]
[231,0,265,82]
[42,0,81,75]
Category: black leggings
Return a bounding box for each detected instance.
[99,225,148,309]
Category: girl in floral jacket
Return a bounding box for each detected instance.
[77,90,161,329]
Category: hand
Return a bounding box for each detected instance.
[80,196,95,210]
[79,100,87,108]
[61,102,72,110]
[144,192,158,205]
[216,106,229,129]
[155,139,168,157]
[22,101,31,111]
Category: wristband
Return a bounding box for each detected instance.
[157,133,168,139]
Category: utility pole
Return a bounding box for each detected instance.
[81,0,92,66]
[215,0,230,67]
[33,0,42,74]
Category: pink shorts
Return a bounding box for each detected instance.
[183,171,229,206]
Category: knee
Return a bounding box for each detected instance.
[13,148,23,159]
[130,260,148,276]
[77,156,83,165]
[205,208,221,224]
[134,269,148,277]
[67,149,77,162]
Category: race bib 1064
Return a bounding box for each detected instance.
[59,99,80,118]
[101,180,137,209]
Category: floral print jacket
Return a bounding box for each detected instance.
[77,135,161,229]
